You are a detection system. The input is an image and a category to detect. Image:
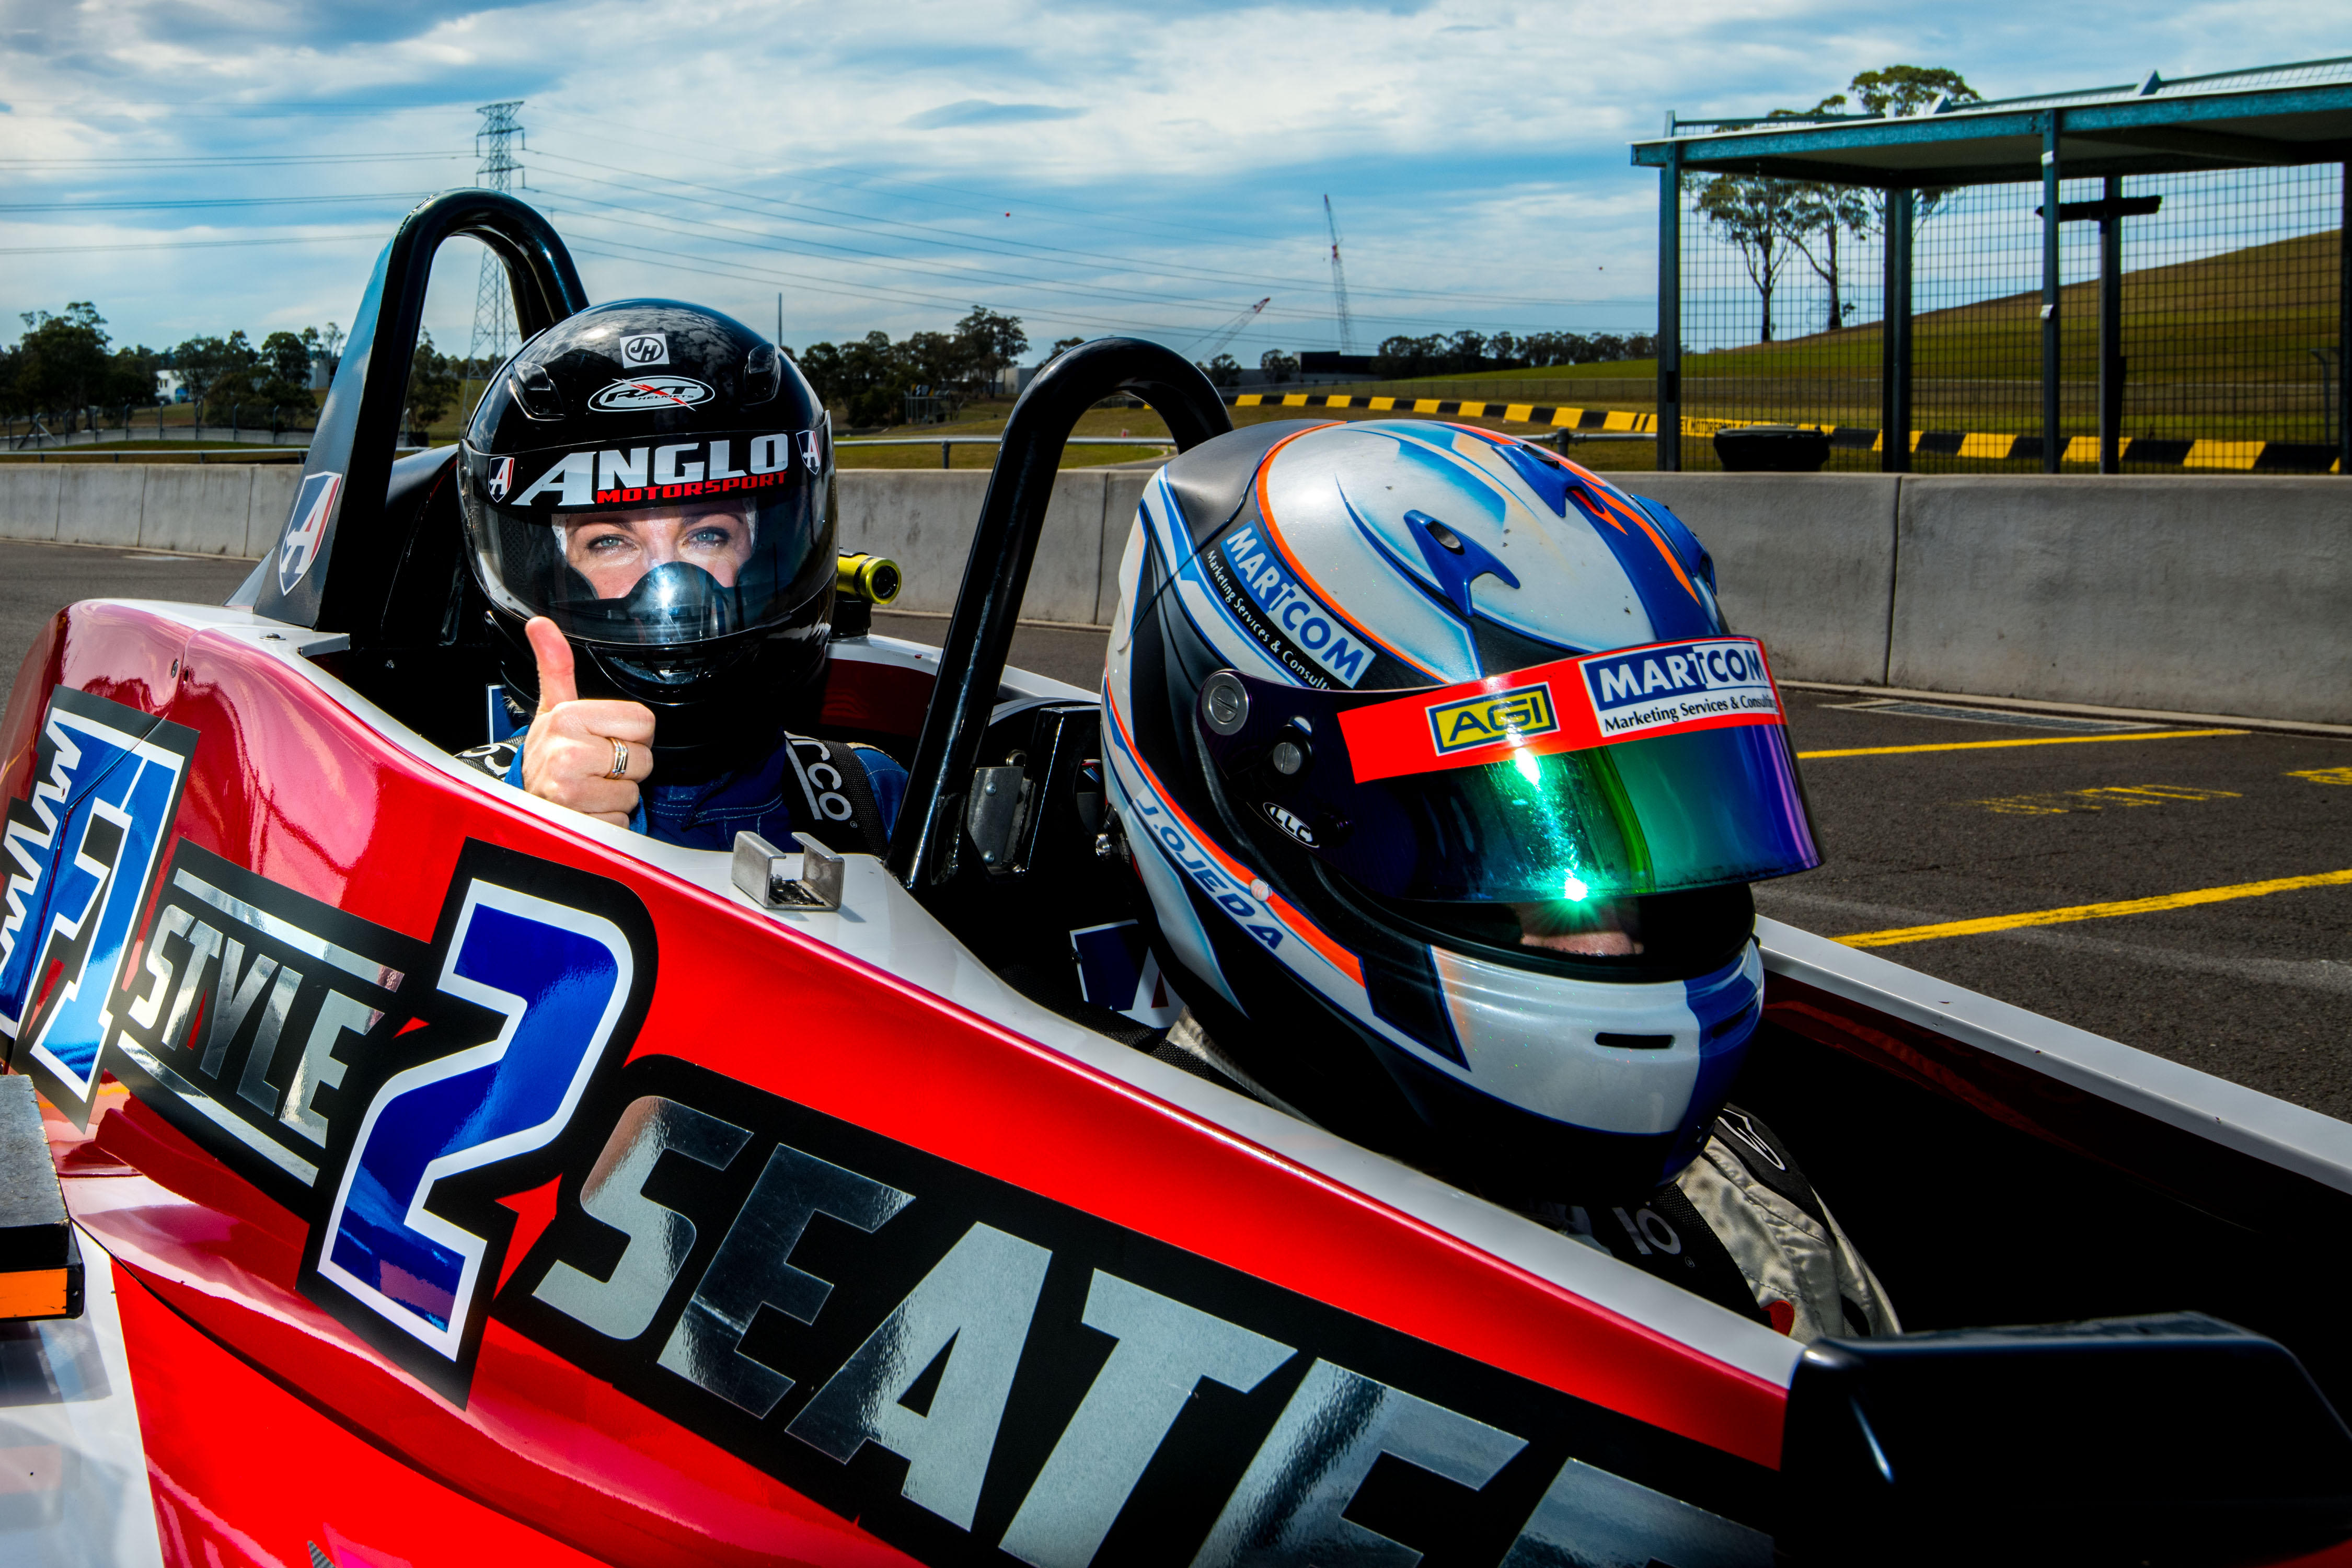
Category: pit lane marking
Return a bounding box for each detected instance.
[1834,868,2352,948]
[2290,768,2352,786]
[1969,783,2241,815]
[1798,728,2246,760]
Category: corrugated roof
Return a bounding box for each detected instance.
[1636,56,2352,185]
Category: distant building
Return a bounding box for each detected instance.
[154,371,189,403]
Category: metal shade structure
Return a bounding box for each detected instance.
[1631,57,2352,474]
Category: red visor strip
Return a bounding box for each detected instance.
[1336,638,1783,786]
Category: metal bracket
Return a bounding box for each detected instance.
[732,831,845,912]
[965,766,1028,871]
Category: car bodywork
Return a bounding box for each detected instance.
[2,192,2349,1568]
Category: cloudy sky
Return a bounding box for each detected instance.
[0,1,2335,366]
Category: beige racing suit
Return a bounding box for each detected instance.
[1533,1105,1899,1343]
[1160,1011,1896,1344]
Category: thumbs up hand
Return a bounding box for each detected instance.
[518,617,654,827]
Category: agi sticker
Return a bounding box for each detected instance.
[1428,682,1559,756]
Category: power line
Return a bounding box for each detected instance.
[1186,297,1272,360]
[0,234,377,256]
[0,192,429,212]
[564,238,1293,345]
[532,146,1608,313]
[539,187,1313,320]
[0,153,469,168]
[525,105,1306,252]
[542,190,1566,338]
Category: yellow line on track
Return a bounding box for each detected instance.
[1798,727,2246,759]
[1836,869,2352,948]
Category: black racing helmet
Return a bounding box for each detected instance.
[459,299,835,777]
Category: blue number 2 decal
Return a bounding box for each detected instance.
[317,880,633,1362]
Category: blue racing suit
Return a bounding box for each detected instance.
[468,732,907,853]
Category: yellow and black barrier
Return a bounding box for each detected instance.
[1229,391,1655,434]
[1225,393,2344,474]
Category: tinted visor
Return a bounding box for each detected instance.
[1196,637,1820,906]
[463,430,829,648]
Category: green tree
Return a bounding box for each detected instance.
[954,306,1028,389]
[1047,336,1085,360]
[1200,353,1242,388]
[1814,67,1985,233]
[255,330,319,413]
[102,344,163,414]
[1781,181,1878,332]
[1712,67,1983,343]
[17,303,116,423]
[170,330,260,422]
[1836,65,1981,118]
[403,330,462,433]
[1259,349,1298,384]
[1695,176,1805,342]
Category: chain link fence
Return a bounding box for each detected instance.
[1640,61,2352,476]
[1671,163,2343,472]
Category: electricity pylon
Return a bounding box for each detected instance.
[467,101,525,402]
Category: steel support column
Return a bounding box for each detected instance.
[2340,162,2350,475]
[1881,188,1915,473]
[2041,113,2063,473]
[2099,175,2125,474]
[1658,141,1683,471]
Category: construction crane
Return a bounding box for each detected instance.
[1323,195,1357,355]
[1187,297,1271,362]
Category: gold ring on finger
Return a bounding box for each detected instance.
[603,737,629,780]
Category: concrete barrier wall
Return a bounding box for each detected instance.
[0,463,301,557]
[1887,475,2352,722]
[833,467,1156,626]
[1627,474,1899,688]
[3,463,2344,721]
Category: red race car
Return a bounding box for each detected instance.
[1,192,2348,1568]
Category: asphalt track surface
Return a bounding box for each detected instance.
[7,546,2342,1120]
[878,606,2352,1122]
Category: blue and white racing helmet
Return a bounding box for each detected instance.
[1103,419,1823,1198]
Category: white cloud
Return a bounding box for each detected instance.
[1,0,2340,355]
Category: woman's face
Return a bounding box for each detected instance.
[1510,897,1644,957]
[564,504,756,598]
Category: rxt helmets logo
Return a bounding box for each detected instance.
[589,375,714,413]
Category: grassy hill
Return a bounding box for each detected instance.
[1375,227,2341,442]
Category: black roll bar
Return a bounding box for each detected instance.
[885,338,1232,893]
[247,189,588,630]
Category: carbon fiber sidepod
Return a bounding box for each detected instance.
[1779,1312,2352,1567]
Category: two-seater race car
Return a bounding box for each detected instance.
[2,191,2350,1568]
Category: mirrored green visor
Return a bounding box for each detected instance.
[1194,637,1821,903]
